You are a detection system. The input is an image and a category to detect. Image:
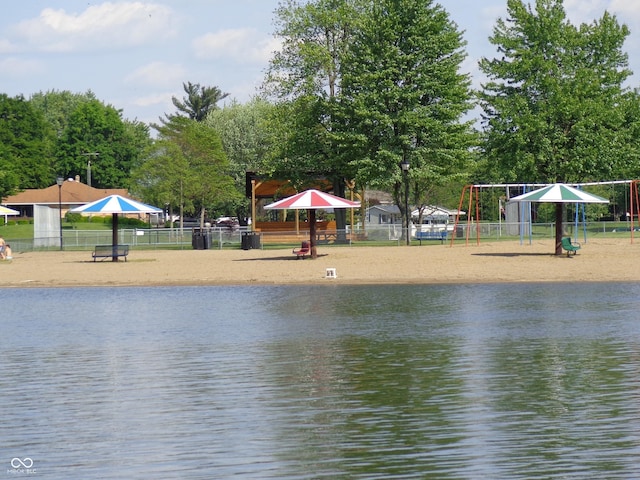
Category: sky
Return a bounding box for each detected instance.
[2,1,640,128]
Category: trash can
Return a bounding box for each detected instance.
[192,231,204,249]
[456,226,464,238]
[241,231,261,250]
[192,228,210,249]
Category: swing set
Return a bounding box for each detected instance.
[452,180,640,246]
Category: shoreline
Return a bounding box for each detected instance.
[2,238,640,288]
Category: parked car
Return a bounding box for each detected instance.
[215,217,240,231]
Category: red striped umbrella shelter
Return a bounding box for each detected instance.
[264,189,360,258]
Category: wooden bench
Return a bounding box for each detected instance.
[92,245,130,262]
[293,241,310,259]
[316,231,338,243]
[415,230,447,245]
[561,237,580,256]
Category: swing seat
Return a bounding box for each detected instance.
[561,237,581,256]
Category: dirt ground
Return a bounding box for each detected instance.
[1,237,640,288]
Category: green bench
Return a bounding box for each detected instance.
[561,237,580,256]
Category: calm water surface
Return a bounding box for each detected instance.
[2,283,640,479]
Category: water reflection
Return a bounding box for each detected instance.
[3,284,640,478]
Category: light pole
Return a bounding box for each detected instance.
[56,177,64,250]
[82,152,99,187]
[400,157,410,245]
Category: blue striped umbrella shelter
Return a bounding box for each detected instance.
[70,195,162,261]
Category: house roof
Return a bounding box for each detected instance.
[412,206,465,217]
[367,205,401,215]
[2,180,129,206]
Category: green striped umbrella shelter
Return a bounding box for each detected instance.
[510,184,609,255]
[509,184,609,204]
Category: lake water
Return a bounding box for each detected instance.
[3,283,640,479]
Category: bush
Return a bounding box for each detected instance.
[106,216,150,228]
[65,212,82,224]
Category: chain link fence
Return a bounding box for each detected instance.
[3,221,633,253]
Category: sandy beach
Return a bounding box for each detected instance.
[1,238,640,287]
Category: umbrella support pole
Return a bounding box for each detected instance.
[309,209,317,259]
[112,213,119,262]
[554,203,563,256]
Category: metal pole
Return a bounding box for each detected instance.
[81,152,99,187]
[56,177,64,250]
[404,171,410,245]
[400,158,410,245]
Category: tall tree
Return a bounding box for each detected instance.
[55,100,141,189]
[134,117,237,229]
[478,0,637,254]
[130,140,193,226]
[29,90,97,137]
[154,82,230,132]
[205,98,274,223]
[338,0,475,240]
[0,94,55,196]
[264,0,362,235]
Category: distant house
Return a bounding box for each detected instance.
[366,204,401,225]
[3,178,128,218]
[2,178,131,248]
[412,206,464,225]
[366,204,464,227]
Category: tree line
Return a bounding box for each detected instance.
[2,0,639,227]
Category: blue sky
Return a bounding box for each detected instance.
[2,1,640,127]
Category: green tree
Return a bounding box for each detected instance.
[55,100,142,188]
[130,140,192,226]
[478,0,637,253]
[29,90,97,137]
[338,0,476,240]
[264,0,362,235]
[154,82,230,131]
[0,94,55,195]
[134,117,237,229]
[205,98,274,223]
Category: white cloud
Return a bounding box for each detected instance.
[0,57,44,77]
[564,0,607,21]
[11,2,177,52]
[0,38,17,54]
[131,92,174,108]
[125,61,187,89]
[192,28,281,64]
[609,0,640,24]
[564,0,640,27]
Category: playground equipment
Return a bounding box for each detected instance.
[453,180,637,246]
